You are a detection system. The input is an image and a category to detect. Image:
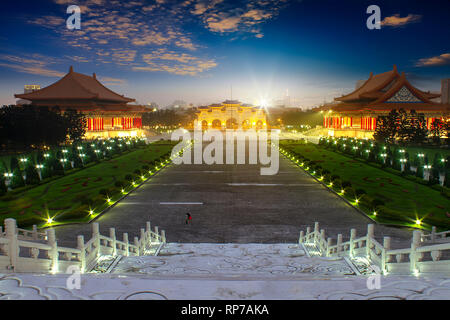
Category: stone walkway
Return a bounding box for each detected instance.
[1,272,449,300]
[111,243,355,278]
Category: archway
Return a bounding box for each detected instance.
[212,119,222,129]
[242,119,251,130]
[201,120,208,130]
[256,120,263,130]
[226,118,238,129]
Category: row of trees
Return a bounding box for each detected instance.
[373,109,449,144]
[319,137,450,188]
[0,105,86,150]
[0,137,147,195]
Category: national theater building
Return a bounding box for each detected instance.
[195,100,267,130]
[315,65,450,138]
[15,66,147,139]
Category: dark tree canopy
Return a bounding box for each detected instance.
[0,105,87,150]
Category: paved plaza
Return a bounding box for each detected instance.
[53,143,412,248]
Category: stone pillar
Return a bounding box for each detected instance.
[77,235,85,273]
[92,223,100,258]
[431,226,436,242]
[123,233,129,256]
[47,228,58,273]
[32,225,38,241]
[410,231,421,273]
[366,224,374,258]
[109,228,116,256]
[350,228,356,257]
[146,221,151,245]
[337,234,343,253]
[134,236,140,255]
[299,231,304,244]
[161,230,166,243]
[140,228,146,252]
[5,219,18,271]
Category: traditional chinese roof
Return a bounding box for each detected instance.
[315,65,448,114]
[15,66,135,104]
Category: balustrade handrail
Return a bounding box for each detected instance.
[299,221,450,275]
[0,218,167,273]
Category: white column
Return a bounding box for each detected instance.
[299,231,304,244]
[366,224,374,258]
[92,223,100,258]
[109,228,116,256]
[410,230,421,273]
[47,229,58,273]
[382,236,391,274]
[134,236,140,255]
[350,228,356,257]
[32,225,38,241]
[5,218,18,271]
[123,233,129,256]
[161,230,166,243]
[337,234,343,253]
[77,235,85,273]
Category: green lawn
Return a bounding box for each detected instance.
[280,141,450,231]
[0,141,176,228]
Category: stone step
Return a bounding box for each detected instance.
[110,243,357,278]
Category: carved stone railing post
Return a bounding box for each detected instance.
[306,227,311,241]
[123,233,129,256]
[350,228,356,257]
[146,222,151,245]
[327,238,332,256]
[382,236,391,273]
[5,219,18,271]
[299,231,304,244]
[337,234,343,254]
[109,228,116,256]
[77,235,85,273]
[154,226,159,242]
[47,229,58,273]
[134,237,140,255]
[161,230,166,243]
[431,226,436,242]
[32,225,38,241]
[366,224,374,258]
[314,222,319,243]
[92,223,100,258]
[410,230,421,273]
[140,228,145,252]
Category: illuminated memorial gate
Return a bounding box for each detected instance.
[195,100,267,130]
[15,66,147,139]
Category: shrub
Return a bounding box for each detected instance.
[142,165,150,171]
[56,206,89,221]
[16,216,44,228]
[115,180,124,188]
[343,187,355,198]
[99,188,109,196]
[134,169,141,176]
[124,174,133,181]
[25,164,40,185]
[371,199,385,209]
[355,188,367,197]
[10,168,25,189]
[341,181,352,189]
[0,177,7,196]
[331,175,340,181]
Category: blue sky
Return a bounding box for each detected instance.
[0,0,449,108]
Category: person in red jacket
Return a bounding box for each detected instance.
[185,213,192,225]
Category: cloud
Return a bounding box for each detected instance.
[134,49,217,76]
[416,53,450,67]
[194,0,288,36]
[99,76,127,85]
[0,54,65,77]
[381,14,422,27]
